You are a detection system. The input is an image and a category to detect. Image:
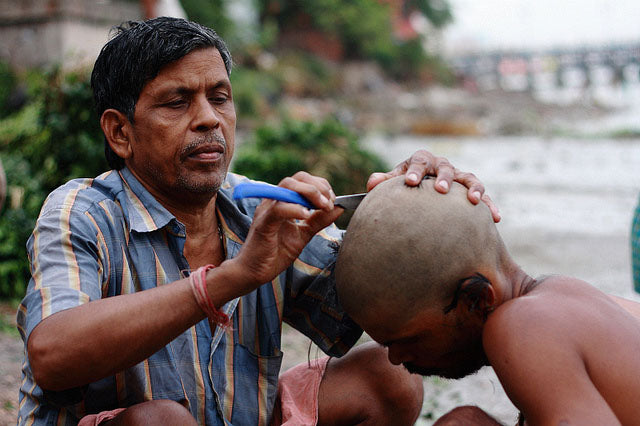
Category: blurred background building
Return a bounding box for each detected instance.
[0,0,187,71]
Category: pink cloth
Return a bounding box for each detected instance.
[78,357,329,426]
[78,408,126,426]
[272,356,330,426]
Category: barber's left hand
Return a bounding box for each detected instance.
[366,149,501,223]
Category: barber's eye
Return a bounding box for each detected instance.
[165,100,186,108]
[210,95,229,104]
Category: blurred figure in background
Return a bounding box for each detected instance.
[0,158,5,211]
[633,197,640,292]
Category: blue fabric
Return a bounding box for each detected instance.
[17,168,361,425]
[632,195,640,293]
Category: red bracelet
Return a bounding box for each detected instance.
[189,264,230,327]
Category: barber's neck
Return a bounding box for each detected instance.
[125,166,220,229]
[164,194,219,235]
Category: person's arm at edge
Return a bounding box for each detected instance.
[29,273,208,391]
[483,300,620,426]
[609,294,640,320]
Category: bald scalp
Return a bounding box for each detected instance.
[335,176,505,327]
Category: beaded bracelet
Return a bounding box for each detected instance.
[189,264,230,327]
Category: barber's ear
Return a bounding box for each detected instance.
[101,109,133,160]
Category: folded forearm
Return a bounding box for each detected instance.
[27,260,248,391]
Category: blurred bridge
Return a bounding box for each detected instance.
[449,42,640,92]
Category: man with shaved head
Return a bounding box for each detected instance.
[336,176,640,425]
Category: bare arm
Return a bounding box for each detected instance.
[483,294,621,426]
[28,172,342,391]
[609,294,640,319]
[29,273,207,390]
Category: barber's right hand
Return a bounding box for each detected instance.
[230,172,343,292]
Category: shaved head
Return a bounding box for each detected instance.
[335,176,507,331]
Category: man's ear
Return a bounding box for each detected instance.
[100,109,133,160]
[459,275,497,320]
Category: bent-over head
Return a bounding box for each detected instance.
[335,176,508,336]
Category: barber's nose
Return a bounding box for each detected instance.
[192,96,220,131]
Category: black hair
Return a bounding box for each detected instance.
[90,16,233,170]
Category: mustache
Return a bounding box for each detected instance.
[181,133,227,157]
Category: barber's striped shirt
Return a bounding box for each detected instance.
[17,168,361,425]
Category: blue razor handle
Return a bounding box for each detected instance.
[232,182,314,209]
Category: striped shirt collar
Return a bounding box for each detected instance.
[116,167,253,243]
[117,167,177,234]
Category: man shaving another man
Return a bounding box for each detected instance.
[336,176,640,425]
[17,16,510,426]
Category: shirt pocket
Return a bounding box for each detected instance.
[226,343,283,424]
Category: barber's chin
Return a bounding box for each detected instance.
[176,175,225,195]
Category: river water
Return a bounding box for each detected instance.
[363,92,640,424]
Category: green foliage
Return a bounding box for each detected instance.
[0,154,45,299]
[407,0,453,28]
[0,299,19,336]
[309,0,394,60]
[25,70,106,193]
[180,0,234,39]
[232,118,387,215]
[0,62,17,118]
[230,66,281,120]
[378,38,428,80]
[256,0,453,80]
[0,67,107,299]
[271,52,338,97]
[257,0,393,60]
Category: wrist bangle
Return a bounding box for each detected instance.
[189,264,230,327]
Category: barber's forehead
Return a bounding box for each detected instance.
[160,47,224,71]
[144,48,228,88]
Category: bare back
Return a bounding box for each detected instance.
[483,276,640,425]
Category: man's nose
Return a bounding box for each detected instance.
[192,96,220,131]
[386,346,407,366]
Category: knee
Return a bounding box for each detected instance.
[351,342,424,425]
[370,345,424,424]
[434,405,502,426]
[115,399,197,425]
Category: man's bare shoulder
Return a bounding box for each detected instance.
[483,275,636,361]
[483,277,640,424]
[483,276,575,357]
